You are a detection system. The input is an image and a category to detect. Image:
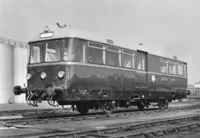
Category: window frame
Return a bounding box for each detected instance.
[136,52,146,71]
[106,45,120,67]
[122,49,135,69]
[71,38,87,63]
[87,41,105,65]
[29,38,65,64]
[177,63,184,76]
[168,62,177,75]
[160,62,168,74]
[183,64,187,77]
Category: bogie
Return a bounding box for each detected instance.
[101,101,116,114]
[158,100,169,110]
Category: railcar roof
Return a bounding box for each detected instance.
[29,27,186,64]
[29,27,110,44]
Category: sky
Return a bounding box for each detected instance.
[0,0,199,84]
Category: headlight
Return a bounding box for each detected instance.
[58,71,65,79]
[40,72,47,79]
[26,73,32,80]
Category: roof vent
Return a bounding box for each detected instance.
[173,56,177,60]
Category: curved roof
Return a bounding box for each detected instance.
[29,26,186,63]
[29,27,115,45]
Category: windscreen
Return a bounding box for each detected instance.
[29,39,67,63]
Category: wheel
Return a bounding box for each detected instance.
[102,101,115,114]
[76,103,89,115]
[137,103,145,111]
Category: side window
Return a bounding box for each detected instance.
[168,63,177,75]
[106,45,119,66]
[178,64,184,76]
[137,52,146,70]
[122,54,132,68]
[160,62,167,73]
[172,64,177,75]
[141,54,145,70]
[87,41,104,64]
[168,63,173,74]
[122,49,135,68]
[137,54,142,70]
[74,39,87,62]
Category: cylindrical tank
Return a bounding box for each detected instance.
[0,37,28,104]
[0,38,14,104]
[13,41,28,103]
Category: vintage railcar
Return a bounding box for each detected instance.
[14,24,189,114]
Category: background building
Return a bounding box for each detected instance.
[194,81,200,88]
[0,37,28,104]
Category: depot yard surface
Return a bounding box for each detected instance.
[32,108,200,131]
[0,99,200,138]
[0,102,61,111]
[164,130,200,138]
[1,110,200,138]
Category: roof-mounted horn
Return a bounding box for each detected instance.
[64,24,71,28]
[56,22,71,28]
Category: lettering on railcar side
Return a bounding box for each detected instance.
[170,78,176,82]
[160,77,168,81]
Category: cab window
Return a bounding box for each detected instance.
[29,39,63,64]
[45,40,62,62]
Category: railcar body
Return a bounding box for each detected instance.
[14,24,189,114]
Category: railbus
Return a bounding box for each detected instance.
[14,23,189,114]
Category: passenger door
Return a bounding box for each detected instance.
[136,50,148,89]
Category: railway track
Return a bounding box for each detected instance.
[62,115,200,138]
[2,113,200,138]
[1,103,200,127]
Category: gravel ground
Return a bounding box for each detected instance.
[159,129,200,138]
[1,109,200,137]
[30,109,200,132]
[0,102,71,111]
